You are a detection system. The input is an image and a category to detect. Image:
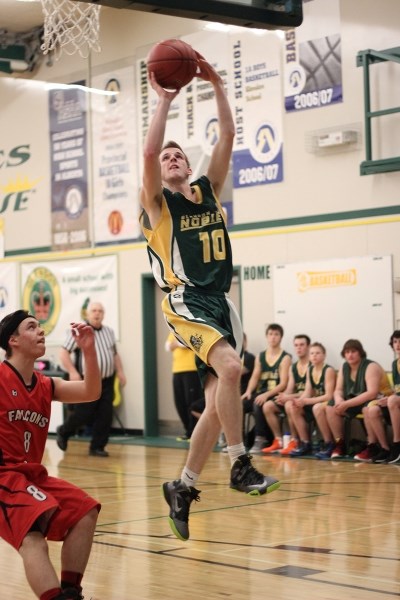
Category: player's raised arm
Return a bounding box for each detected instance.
[53,322,101,404]
[140,72,180,227]
[196,55,235,198]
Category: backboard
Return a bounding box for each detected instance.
[74,0,303,30]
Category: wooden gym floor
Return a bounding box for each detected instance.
[3,438,400,599]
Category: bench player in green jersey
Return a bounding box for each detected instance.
[140,51,280,541]
[356,330,400,463]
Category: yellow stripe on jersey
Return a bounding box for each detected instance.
[140,196,185,290]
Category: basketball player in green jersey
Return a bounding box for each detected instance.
[323,339,391,460]
[290,342,336,457]
[241,324,291,454]
[357,330,400,463]
[140,54,280,541]
[277,334,311,455]
[386,331,400,462]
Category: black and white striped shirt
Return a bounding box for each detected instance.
[63,324,117,379]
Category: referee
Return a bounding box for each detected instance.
[56,301,126,457]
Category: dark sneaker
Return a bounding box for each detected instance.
[331,439,346,459]
[290,441,312,457]
[89,448,109,457]
[388,442,400,464]
[56,426,68,451]
[373,448,390,463]
[230,454,280,496]
[315,441,336,460]
[162,479,201,541]
[354,443,379,462]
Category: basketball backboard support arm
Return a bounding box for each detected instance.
[357,46,400,175]
[73,0,303,30]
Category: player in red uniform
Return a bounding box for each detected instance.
[0,310,101,600]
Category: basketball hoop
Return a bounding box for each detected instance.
[40,0,101,60]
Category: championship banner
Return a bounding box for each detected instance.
[230,31,283,189]
[182,31,234,223]
[273,256,393,369]
[91,66,141,244]
[284,0,342,112]
[0,262,19,321]
[21,255,119,344]
[49,82,90,251]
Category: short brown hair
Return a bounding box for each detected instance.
[161,141,190,167]
[389,330,400,348]
[266,323,283,337]
[341,339,366,359]
[310,342,326,354]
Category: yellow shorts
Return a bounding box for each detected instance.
[162,286,243,367]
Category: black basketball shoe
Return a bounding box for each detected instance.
[162,479,201,541]
[230,454,280,496]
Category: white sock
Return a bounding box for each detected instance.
[180,466,199,488]
[228,443,246,465]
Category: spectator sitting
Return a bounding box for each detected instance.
[241,323,291,454]
[387,330,400,463]
[355,330,400,463]
[290,342,336,457]
[316,339,391,460]
[277,334,311,456]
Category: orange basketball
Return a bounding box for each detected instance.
[147,38,198,90]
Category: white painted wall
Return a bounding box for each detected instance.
[2,0,399,430]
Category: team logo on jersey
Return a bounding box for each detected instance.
[22,266,61,336]
[11,389,17,396]
[190,333,203,352]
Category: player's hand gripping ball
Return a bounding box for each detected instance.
[147,38,198,90]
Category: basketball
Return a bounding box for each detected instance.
[147,38,198,90]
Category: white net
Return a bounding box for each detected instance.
[40,0,101,59]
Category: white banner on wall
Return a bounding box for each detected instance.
[284,0,342,112]
[231,30,283,189]
[273,255,394,370]
[0,78,52,252]
[183,31,234,221]
[21,255,119,344]
[91,66,141,244]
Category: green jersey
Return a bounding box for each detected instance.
[308,363,331,396]
[140,175,232,293]
[392,358,400,395]
[257,350,290,394]
[291,361,308,394]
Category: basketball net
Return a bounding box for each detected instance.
[40,0,101,60]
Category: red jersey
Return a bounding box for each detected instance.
[0,361,54,465]
[0,361,101,550]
